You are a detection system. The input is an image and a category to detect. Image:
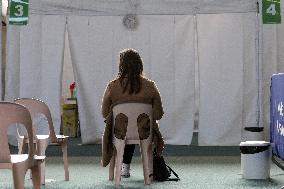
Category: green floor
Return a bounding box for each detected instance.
[1,156,284,189]
[3,136,282,188]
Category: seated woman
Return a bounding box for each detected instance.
[101,48,164,177]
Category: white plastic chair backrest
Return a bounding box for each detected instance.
[14,98,57,142]
[0,102,34,163]
[112,103,152,142]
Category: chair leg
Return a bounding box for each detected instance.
[148,144,154,182]
[140,140,151,185]
[12,167,26,189]
[29,142,38,180]
[114,139,125,186]
[31,164,41,189]
[61,140,69,181]
[109,153,115,181]
[36,140,49,185]
[39,160,45,185]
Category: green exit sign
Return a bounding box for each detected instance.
[262,0,281,24]
[9,0,29,25]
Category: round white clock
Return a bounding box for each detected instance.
[123,14,138,30]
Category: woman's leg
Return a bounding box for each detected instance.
[121,144,135,178]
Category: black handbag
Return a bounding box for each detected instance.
[151,150,180,182]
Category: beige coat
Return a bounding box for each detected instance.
[101,77,165,167]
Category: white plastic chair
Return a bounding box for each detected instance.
[109,103,153,186]
[14,98,69,185]
[0,102,45,189]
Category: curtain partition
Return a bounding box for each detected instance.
[6,0,274,146]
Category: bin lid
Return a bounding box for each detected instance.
[240,141,270,146]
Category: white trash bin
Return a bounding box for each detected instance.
[240,141,271,179]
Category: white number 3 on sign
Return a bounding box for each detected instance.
[14,5,24,17]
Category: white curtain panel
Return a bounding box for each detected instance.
[67,15,195,144]
[148,16,195,144]
[241,13,259,141]
[197,13,257,145]
[5,26,20,101]
[6,14,66,138]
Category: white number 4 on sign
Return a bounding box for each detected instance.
[266,4,277,16]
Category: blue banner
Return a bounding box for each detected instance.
[271,73,284,159]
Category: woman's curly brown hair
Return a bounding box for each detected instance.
[118,48,143,94]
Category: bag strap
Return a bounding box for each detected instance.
[153,148,180,181]
[165,164,180,181]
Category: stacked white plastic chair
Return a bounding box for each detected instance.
[0,102,45,189]
[15,98,69,185]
